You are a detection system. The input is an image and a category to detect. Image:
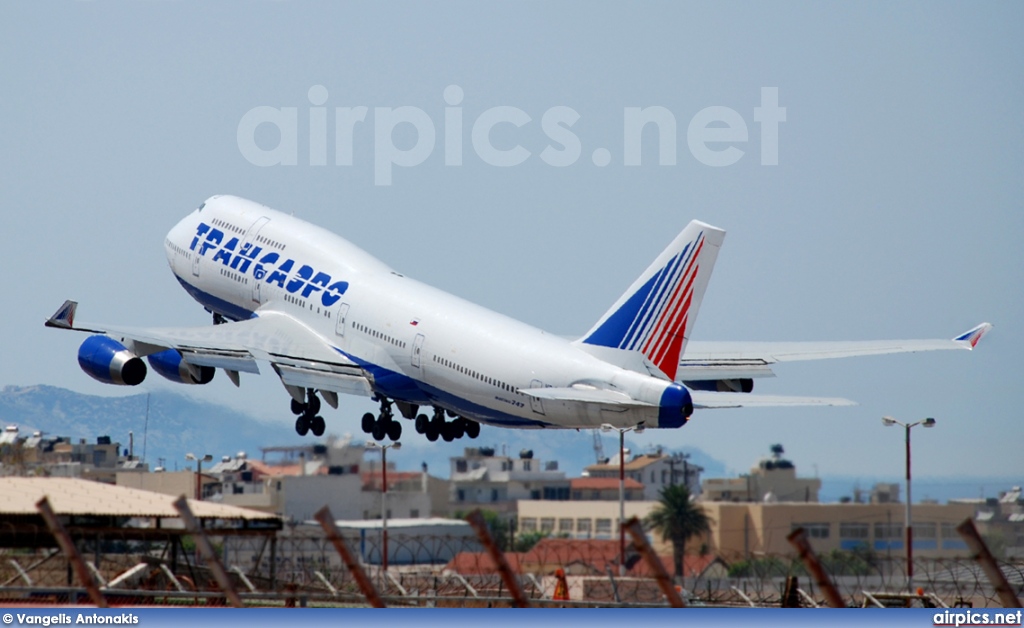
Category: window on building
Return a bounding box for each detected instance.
[456,460,467,473]
[523,460,532,471]
[540,518,555,533]
[521,518,537,533]
[940,522,956,539]
[577,519,592,537]
[559,518,573,534]
[794,523,830,539]
[491,489,499,501]
[410,509,419,518]
[914,522,937,539]
[572,490,582,500]
[840,523,869,539]
[457,489,465,502]
[651,471,655,483]
[874,522,902,539]
[596,518,612,535]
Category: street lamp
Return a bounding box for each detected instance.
[366,440,401,576]
[185,453,213,501]
[601,422,644,575]
[881,416,936,591]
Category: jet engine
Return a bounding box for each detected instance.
[77,335,147,386]
[147,349,215,384]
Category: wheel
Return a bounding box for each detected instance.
[387,420,402,441]
[291,399,305,415]
[372,419,387,441]
[295,415,310,436]
[451,419,465,439]
[445,410,458,418]
[361,412,375,433]
[441,422,456,442]
[415,414,429,434]
[307,394,321,415]
[425,425,439,442]
[311,415,326,437]
[465,420,481,439]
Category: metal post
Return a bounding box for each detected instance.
[382,446,388,574]
[35,498,108,608]
[786,527,846,608]
[623,517,685,607]
[466,509,530,607]
[172,496,244,607]
[956,518,1021,608]
[619,429,626,576]
[905,424,913,591]
[313,506,385,608]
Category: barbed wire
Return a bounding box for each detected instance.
[0,527,1019,607]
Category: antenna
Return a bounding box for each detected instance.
[592,430,605,464]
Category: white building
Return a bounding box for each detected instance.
[449,446,569,513]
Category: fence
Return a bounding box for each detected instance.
[0,515,1020,608]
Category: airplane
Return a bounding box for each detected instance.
[46,195,992,443]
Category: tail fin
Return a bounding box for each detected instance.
[579,221,725,380]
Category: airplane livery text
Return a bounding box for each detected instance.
[189,222,348,307]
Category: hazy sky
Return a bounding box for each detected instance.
[2,3,1020,483]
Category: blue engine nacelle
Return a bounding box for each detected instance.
[147,349,215,385]
[77,335,147,386]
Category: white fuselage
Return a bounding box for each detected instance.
[163,196,686,429]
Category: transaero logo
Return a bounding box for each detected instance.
[190,222,348,307]
[237,85,787,185]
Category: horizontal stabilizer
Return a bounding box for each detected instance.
[691,391,856,409]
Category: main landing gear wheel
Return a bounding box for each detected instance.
[291,399,305,415]
[310,415,326,437]
[415,414,429,435]
[387,420,402,441]
[295,415,310,436]
[362,412,376,433]
[464,419,481,439]
[441,422,456,442]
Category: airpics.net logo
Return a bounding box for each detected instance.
[236,85,786,185]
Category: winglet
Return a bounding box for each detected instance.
[953,322,993,349]
[45,300,78,329]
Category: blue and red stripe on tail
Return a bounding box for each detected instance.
[579,221,725,381]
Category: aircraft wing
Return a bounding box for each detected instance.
[691,391,856,409]
[678,322,992,380]
[45,301,372,397]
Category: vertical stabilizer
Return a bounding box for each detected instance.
[579,221,725,380]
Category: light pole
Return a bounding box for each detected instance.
[185,452,213,501]
[601,423,644,575]
[366,440,401,575]
[881,415,936,591]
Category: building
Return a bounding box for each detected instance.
[517,499,671,553]
[700,501,976,560]
[701,445,820,503]
[121,435,448,523]
[0,426,147,482]
[570,477,644,501]
[449,447,569,514]
[962,486,1024,559]
[584,449,702,500]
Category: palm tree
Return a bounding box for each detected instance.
[645,484,711,580]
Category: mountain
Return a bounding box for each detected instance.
[0,384,290,468]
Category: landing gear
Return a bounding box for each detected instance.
[364,397,401,441]
[420,407,480,442]
[213,313,227,325]
[292,389,325,437]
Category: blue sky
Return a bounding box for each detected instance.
[1,3,1020,484]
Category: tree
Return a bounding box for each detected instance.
[645,484,711,580]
